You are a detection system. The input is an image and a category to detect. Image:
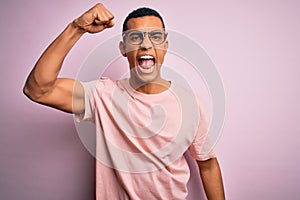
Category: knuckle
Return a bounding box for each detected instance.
[109,14,114,20]
[95,3,103,7]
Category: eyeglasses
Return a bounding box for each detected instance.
[123,29,167,45]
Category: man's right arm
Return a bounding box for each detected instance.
[23,3,114,114]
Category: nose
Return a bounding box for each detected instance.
[140,32,153,49]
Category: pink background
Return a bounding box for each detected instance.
[1,0,300,199]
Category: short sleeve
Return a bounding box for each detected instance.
[74,80,102,123]
[188,98,217,161]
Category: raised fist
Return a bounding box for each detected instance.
[73,3,114,34]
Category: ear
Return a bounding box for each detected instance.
[161,40,168,57]
[119,41,127,57]
[164,40,169,50]
[164,32,169,50]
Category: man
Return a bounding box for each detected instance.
[23,3,225,200]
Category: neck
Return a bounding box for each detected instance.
[129,77,171,94]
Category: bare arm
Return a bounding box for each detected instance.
[197,158,225,200]
[23,3,114,113]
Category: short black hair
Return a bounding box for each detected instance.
[122,7,165,32]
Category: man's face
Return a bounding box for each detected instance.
[120,16,168,83]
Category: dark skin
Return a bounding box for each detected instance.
[197,158,225,199]
[23,3,225,199]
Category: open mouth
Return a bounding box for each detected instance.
[137,55,156,74]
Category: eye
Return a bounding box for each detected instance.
[128,32,143,43]
[150,31,164,42]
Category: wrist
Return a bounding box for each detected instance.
[69,20,86,37]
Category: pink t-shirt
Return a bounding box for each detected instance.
[76,77,216,200]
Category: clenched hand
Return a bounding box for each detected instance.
[73,3,114,34]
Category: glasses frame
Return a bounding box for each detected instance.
[122,29,168,45]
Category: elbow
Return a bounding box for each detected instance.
[23,72,54,103]
[23,85,29,98]
[23,84,38,102]
[23,83,46,103]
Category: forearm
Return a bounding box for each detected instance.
[198,158,225,200]
[24,22,84,98]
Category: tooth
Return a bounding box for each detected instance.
[140,55,153,59]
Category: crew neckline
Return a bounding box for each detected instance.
[119,78,174,99]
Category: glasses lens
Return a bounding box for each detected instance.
[149,30,165,44]
[127,31,143,45]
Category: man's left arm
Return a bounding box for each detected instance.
[197,157,225,200]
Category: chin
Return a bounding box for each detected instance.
[130,65,160,86]
[138,65,160,81]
